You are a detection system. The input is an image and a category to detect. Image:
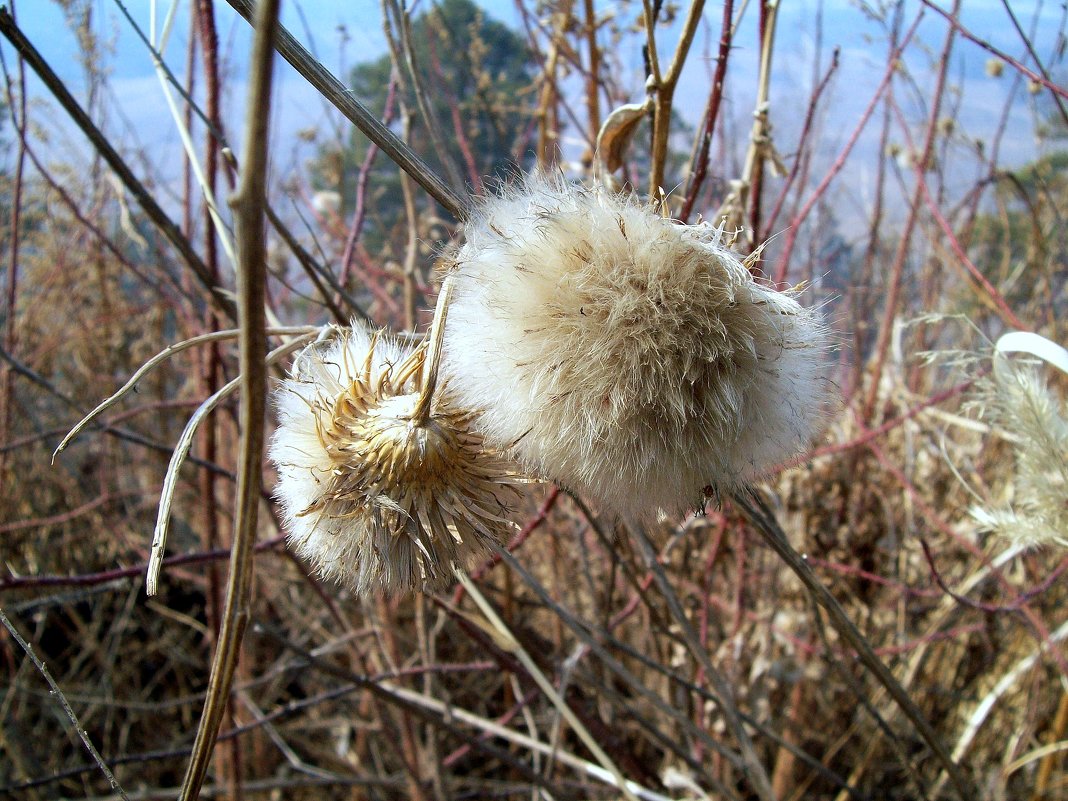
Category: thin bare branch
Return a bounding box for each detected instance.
[0,9,237,322]
[1,608,131,801]
[177,0,279,797]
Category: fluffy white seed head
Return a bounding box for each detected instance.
[441,176,832,518]
[269,323,519,594]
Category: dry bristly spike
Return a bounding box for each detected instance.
[269,309,520,595]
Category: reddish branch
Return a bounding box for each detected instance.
[680,0,733,223]
[918,180,1025,329]
[862,2,959,421]
[340,76,398,286]
[773,11,923,285]
[761,47,840,240]
[918,0,1068,102]
[0,536,287,592]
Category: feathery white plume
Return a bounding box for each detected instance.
[441,175,832,518]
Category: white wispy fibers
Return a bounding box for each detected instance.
[441,175,832,518]
[269,314,519,595]
[969,334,1068,550]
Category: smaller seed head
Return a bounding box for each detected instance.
[270,324,518,595]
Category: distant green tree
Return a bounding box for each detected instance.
[314,0,536,257]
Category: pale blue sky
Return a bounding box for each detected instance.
[8,1,1066,223]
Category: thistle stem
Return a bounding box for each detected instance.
[411,275,455,426]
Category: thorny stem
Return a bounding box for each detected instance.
[680,0,733,222]
[340,75,397,287]
[190,4,235,787]
[917,0,1068,102]
[761,46,840,240]
[177,0,278,799]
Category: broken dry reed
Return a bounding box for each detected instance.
[53,327,319,462]
[149,335,317,596]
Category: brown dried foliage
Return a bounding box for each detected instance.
[1,2,1066,800]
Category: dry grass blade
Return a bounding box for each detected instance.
[454,566,642,801]
[487,538,749,800]
[381,679,675,801]
[148,335,315,596]
[931,617,1068,796]
[53,328,317,462]
[141,0,237,273]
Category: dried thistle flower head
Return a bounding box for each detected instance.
[441,175,832,518]
[269,298,519,594]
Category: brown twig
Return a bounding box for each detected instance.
[177,0,278,798]
[626,517,778,801]
[0,607,131,801]
[645,0,705,198]
[762,46,840,239]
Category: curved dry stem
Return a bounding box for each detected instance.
[931,618,1068,797]
[411,275,455,425]
[53,327,318,462]
[148,335,314,596]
